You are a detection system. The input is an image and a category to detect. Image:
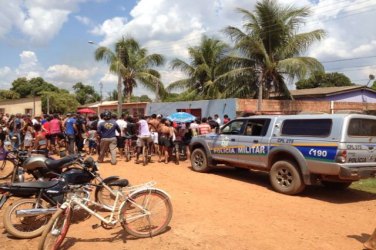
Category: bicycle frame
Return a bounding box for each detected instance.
[63,181,161,226]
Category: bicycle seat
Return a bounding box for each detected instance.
[10,180,60,189]
[45,154,79,171]
[108,179,129,187]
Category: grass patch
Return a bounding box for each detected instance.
[350,179,376,194]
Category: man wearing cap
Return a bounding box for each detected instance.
[97,111,120,165]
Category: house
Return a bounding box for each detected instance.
[79,100,147,116]
[0,97,42,116]
[290,86,376,103]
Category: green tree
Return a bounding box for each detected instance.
[130,95,152,102]
[94,37,166,103]
[168,35,230,100]
[73,82,100,105]
[42,91,80,114]
[0,90,20,100]
[107,90,118,101]
[295,71,353,89]
[223,0,326,100]
[371,81,376,90]
[11,77,59,98]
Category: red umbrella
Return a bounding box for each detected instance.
[77,108,96,114]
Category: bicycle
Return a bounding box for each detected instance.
[137,136,152,166]
[38,181,173,250]
[124,136,136,162]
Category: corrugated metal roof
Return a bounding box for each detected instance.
[290,85,376,97]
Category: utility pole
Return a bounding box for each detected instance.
[47,95,50,114]
[117,47,122,115]
[257,73,263,113]
[99,82,103,104]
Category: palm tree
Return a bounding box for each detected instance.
[223,0,326,105]
[168,36,230,100]
[94,37,166,103]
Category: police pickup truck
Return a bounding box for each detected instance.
[190,114,376,195]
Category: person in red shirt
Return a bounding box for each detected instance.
[223,114,231,124]
[42,115,51,152]
[198,117,211,135]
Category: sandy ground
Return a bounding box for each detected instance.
[0,156,376,250]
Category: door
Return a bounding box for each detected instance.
[211,119,247,163]
[240,118,271,168]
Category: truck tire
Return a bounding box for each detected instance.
[322,181,352,190]
[191,148,210,173]
[269,160,305,195]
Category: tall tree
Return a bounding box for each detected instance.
[73,82,100,105]
[168,36,230,100]
[41,91,80,114]
[94,37,166,103]
[295,71,353,89]
[11,77,59,98]
[0,90,20,100]
[223,0,326,101]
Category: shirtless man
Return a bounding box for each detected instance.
[158,118,173,163]
[148,114,160,156]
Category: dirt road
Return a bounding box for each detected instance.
[1,159,375,250]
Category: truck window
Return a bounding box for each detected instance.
[221,120,246,135]
[348,118,376,137]
[245,119,271,136]
[281,119,332,137]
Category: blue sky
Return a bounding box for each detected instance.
[0,0,375,99]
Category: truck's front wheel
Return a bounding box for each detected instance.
[191,148,210,173]
[269,161,305,195]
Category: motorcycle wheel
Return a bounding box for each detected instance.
[3,198,51,239]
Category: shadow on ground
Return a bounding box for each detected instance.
[188,165,376,204]
[60,226,172,249]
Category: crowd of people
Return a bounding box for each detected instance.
[0,112,231,166]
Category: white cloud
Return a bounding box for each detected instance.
[45,64,94,87]
[75,15,92,26]
[0,0,87,44]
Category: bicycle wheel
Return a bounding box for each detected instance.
[125,143,131,162]
[0,160,15,179]
[95,181,125,210]
[38,207,71,250]
[142,146,148,166]
[3,198,51,239]
[120,189,173,238]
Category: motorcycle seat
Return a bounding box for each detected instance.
[11,180,60,189]
[108,179,129,187]
[45,155,78,171]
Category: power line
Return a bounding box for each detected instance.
[321,55,376,63]
[142,3,376,53]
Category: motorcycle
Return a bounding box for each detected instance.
[0,156,129,239]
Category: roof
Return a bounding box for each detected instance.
[290,85,376,98]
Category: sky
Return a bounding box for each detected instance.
[0,0,375,100]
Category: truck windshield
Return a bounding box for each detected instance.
[348,118,376,137]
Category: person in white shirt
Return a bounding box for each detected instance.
[115,113,127,158]
[214,114,221,125]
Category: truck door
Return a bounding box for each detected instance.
[240,118,271,168]
[211,119,246,163]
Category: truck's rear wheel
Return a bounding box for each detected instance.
[269,161,305,195]
[191,148,210,173]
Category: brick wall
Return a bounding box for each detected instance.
[237,99,376,115]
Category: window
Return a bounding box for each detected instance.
[221,120,246,135]
[0,108,4,114]
[281,119,332,137]
[348,118,376,137]
[245,119,271,136]
[25,109,32,115]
